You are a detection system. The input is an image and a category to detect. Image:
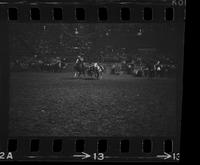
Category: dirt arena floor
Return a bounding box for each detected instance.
[9,72,177,137]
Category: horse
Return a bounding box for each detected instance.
[96,63,104,79]
[74,62,104,79]
[86,64,100,79]
[90,63,104,79]
[73,61,87,78]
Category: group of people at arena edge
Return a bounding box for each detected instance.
[10,54,176,79]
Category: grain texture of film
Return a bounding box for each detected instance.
[0,0,185,162]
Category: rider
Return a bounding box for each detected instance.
[75,55,84,68]
[154,60,161,71]
[154,60,162,77]
[75,55,84,64]
[74,55,85,78]
[94,62,104,72]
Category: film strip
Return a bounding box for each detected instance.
[0,0,186,22]
[0,0,185,162]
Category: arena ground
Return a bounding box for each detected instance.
[9,72,177,137]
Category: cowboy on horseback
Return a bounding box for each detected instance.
[74,55,85,78]
[154,60,162,77]
[75,55,84,65]
[93,62,104,79]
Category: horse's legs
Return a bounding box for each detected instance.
[83,70,86,78]
[78,71,81,78]
[99,72,102,79]
[95,71,99,79]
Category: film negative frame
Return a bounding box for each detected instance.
[0,0,185,162]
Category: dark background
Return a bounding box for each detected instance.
[9,23,182,62]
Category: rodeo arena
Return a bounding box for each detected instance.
[9,24,178,136]
[10,51,176,79]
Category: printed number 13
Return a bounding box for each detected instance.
[173,153,180,161]
[93,153,104,160]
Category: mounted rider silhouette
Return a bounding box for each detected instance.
[154,60,162,77]
[75,55,84,65]
[74,55,85,78]
[93,62,104,79]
